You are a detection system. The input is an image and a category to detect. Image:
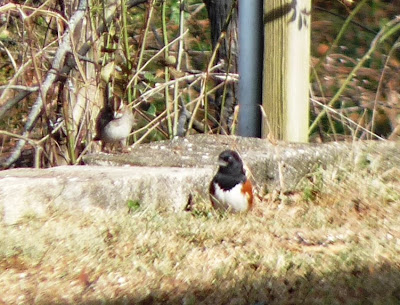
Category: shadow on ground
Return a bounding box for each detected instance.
[26,262,400,305]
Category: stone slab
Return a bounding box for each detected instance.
[0,165,213,224]
[2,135,400,224]
[84,135,400,192]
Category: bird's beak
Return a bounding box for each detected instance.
[113,111,123,119]
[218,159,228,167]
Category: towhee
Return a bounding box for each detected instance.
[94,103,136,151]
[209,150,253,212]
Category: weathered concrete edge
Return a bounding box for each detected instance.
[2,137,399,224]
[0,165,213,224]
[84,137,400,191]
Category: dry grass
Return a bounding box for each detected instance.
[1,162,400,305]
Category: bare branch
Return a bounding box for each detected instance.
[0,90,36,121]
[0,85,39,92]
[1,0,88,169]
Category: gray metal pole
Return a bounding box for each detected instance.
[237,0,263,137]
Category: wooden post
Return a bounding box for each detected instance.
[263,0,311,142]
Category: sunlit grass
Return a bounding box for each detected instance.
[1,159,400,304]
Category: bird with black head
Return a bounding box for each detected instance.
[209,150,254,212]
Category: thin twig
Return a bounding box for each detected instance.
[311,0,368,83]
[132,0,156,99]
[370,39,400,139]
[310,98,385,140]
[2,0,88,169]
[172,0,186,136]
[161,0,172,137]
[126,29,189,90]
[0,85,39,92]
[0,40,17,72]
[309,16,400,135]
[0,91,34,122]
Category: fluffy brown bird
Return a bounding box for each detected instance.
[95,103,136,151]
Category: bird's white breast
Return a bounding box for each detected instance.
[102,116,134,142]
[213,183,249,212]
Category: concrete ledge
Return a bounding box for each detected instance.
[0,165,213,224]
[84,135,400,191]
[2,135,400,225]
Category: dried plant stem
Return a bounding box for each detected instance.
[370,39,400,139]
[187,77,228,134]
[309,16,400,136]
[311,98,384,140]
[203,32,225,133]
[62,88,77,165]
[2,0,88,169]
[172,0,186,136]
[161,0,172,137]
[127,30,189,90]
[121,0,132,102]
[310,70,338,141]
[0,3,68,23]
[0,32,61,102]
[132,109,169,146]
[0,130,39,145]
[132,78,228,145]
[186,37,226,135]
[0,40,17,72]
[131,0,156,99]
[311,0,368,82]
